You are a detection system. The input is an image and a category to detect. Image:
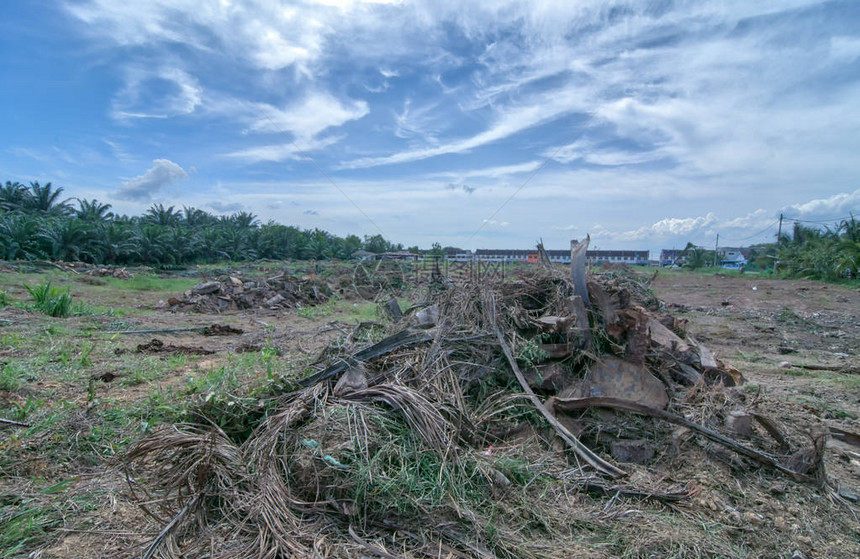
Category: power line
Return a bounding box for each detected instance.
[782,211,858,225]
[258,109,389,241]
[719,219,780,243]
[468,111,599,242]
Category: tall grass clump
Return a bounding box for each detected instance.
[0,290,8,307]
[24,281,73,317]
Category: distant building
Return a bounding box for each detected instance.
[379,250,419,261]
[660,249,684,266]
[351,250,377,261]
[718,247,749,269]
[473,249,649,265]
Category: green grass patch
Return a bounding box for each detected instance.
[0,362,29,391]
[103,274,200,293]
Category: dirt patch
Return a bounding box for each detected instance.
[202,323,244,336]
[128,338,214,355]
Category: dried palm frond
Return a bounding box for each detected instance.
[343,384,454,450]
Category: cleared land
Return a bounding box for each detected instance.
[0,263,858,558]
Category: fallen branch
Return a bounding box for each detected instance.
[348,525,400,559]
[782,361,859,374]
[299,329,434,387]
[551,396,813,481]
[1,418,31,428]
[577,480,689,504]
[490,298,624,478]
[112,326,207,335]
[142,493,201,559]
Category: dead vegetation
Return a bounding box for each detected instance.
[166,272,332,313]
[121,250,860,558]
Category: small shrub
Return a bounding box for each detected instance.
[24,281,73,317]
[0,290,9,306]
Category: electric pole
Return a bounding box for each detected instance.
[773,213,784,275]
[776,213,783,244]
[713,234,719,267]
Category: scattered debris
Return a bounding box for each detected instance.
[123,338,214,355]
[122,240,854,558]
[168,273,331,313]
[202,323,244,336]
[87,267,133,279]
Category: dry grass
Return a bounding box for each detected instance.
[119,268,860,558]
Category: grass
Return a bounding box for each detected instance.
[103,274,199,292]
[24,281,74,317]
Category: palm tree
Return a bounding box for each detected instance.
[137,226,169,264]
[164,227,201,264]
[230,211,259,229]
[96,223,141,264]
[144,204,182,227]
[25,182,72,215]
[182,206,216,227]
[76,198,114,222]
[0,181,29,211]
[681,242,708,269]
[37,219,98,262]
[0,213,44,260]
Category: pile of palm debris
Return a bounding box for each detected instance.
[87,267,133,279]
[166,272,331,313]
[125,241,853,558]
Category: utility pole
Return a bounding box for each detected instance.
[773,213,784,275]
[776,213,783,244]
[713,234,719,267]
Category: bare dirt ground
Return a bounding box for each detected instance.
[1,266,859,558]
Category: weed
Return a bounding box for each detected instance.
[24,280,73,317]
[0,332,23,348]
[0,289,8,306]
[516,338,551,368]
[297,299,338,319]
[0,362,25,391]
[6,396,44,422]
[78,341,95,367]
[0,502,60,556]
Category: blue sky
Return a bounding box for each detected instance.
[2,0,859,255]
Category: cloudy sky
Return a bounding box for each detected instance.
[1,0,859,255]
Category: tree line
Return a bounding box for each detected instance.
[772,219,859,280]
[679,216,858,281]
[0,181,403,265]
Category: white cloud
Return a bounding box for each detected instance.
[116,159,189,201]
[428,160,542,180]
[248,92,368,140]
[341,86,589,169]
[599,213,719,242]
[780,189,860,221]
[225,135,343,162]
[112,66,202,120]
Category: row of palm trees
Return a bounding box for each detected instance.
[775,218,859,280]
[0,181,402,265]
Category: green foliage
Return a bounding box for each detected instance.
[680,242,714,270]
[0,362,25,391]
[777,218,860,281]
[0,289,8,306]
[24,280,73,317]
[516,337,551,368]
